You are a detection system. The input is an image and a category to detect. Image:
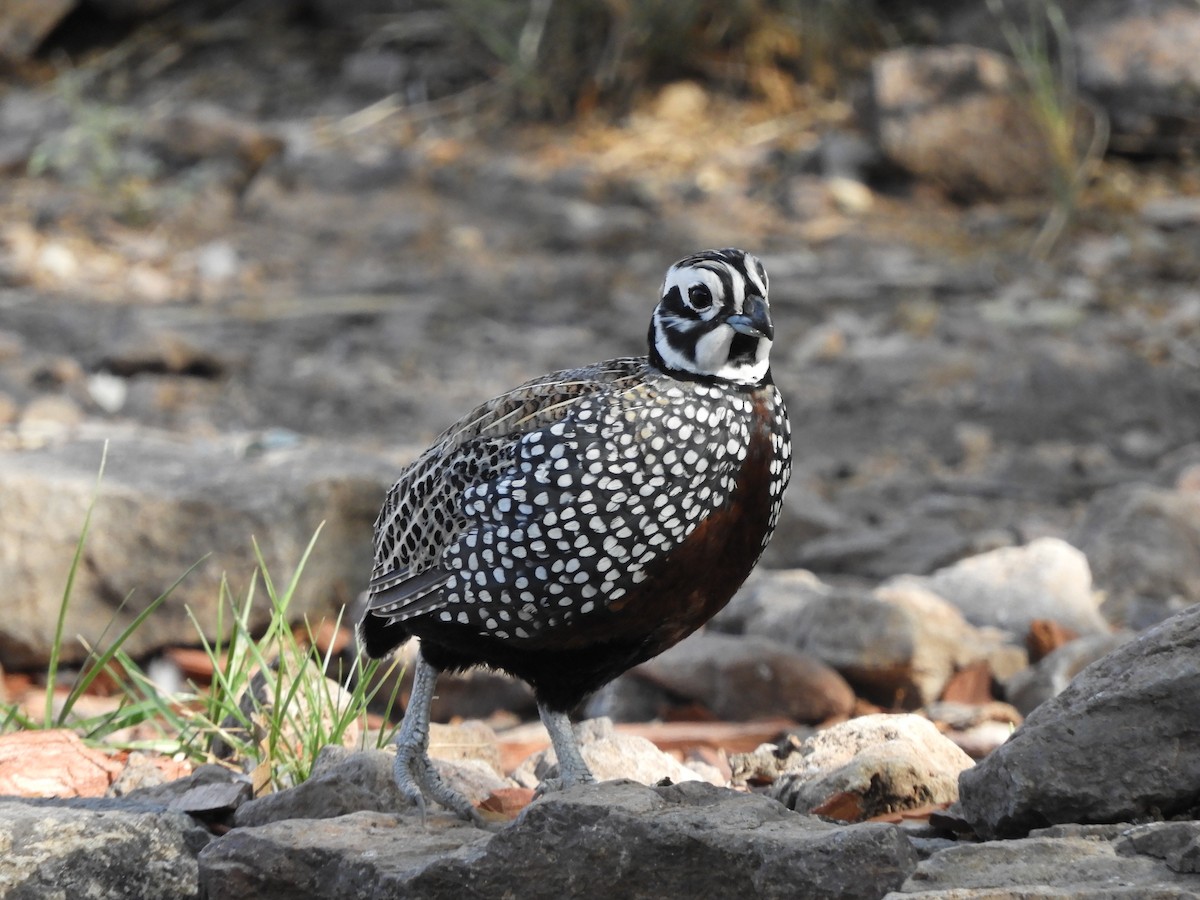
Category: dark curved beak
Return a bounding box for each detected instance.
[726,294,774,341]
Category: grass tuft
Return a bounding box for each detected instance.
[988,0,1109,258]
[0,449,402,794]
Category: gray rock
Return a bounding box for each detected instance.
[202,781,918,900]
[931,0,1200,158]
[957,604,1200,838]
[607,630,855,724]
[763,714,974,819]
[1072,482,1200,629]
[116,762,246,807]
[234,747,416,827]
[745,582,1018,708]
[0,432,392,667]
[886,537,1108,637]
[1075,2,1200,156]
[1117,821,1200,875]
[891,828,1200,897]
[794,515,978,581]
[869,45,1060,200]
[199,809,490,900]
[1003,631,1135,715]
[709,568,832,635]
[1141,196,1200,230]
[0,796,211,900]
[0,0,74,63]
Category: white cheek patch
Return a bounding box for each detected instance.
[653,319,771,385]
[691,326,734,371]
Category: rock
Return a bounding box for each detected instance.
[233,747,415,828]
[921,701,1023,760]
[957,605,1200,839]
[931,0,1200,158]
[886,538,1108,637]
[0,0,74,63]
[118,762,247,807]
[869,45,1063,199]
[893,824,1200,897]
[1141,196,1200,230]
[1118,821,1200,875]
[199,809,492,900]
[604,631,855,724]
[1003,631,1135,715]
[709,568,832,635]
[511,718,706,790]
[106,751,193,798]
[201,781,919,899]
[897,820,1200,897]
[0,433,392,667]
[1072,482,1200,629]
[1074,2,1200,156]
[794,515,979,581]
[745,582,1020,709]
[756,714,974,820]
[427,720,505,775]
[875,579,1029,686]
[0,729,124,798]
[0,796,211,900]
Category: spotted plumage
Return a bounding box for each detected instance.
[359,248,790,823]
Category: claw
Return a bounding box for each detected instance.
[393,653,487,828]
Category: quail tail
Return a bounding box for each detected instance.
[393,653,486,827]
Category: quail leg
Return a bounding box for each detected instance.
[394,653,486,826]
[534,703,597,797]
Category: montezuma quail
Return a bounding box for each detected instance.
[359,248,791,824]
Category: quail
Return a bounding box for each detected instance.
[359,248,791,824]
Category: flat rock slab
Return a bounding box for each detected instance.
[891,823,1200,898]
[0,796,211,900]
[200,780,918,900]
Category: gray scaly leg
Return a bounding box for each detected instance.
[535,703,596,796]
[394,652,485,826]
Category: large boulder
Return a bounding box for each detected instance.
[957,604,1200,838]
[0,796,211,899]
[198,780,919,899]
[0,433,392,668]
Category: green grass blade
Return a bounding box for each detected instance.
[57,557,207,726]
[46,441,109,724]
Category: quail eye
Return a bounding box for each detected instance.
[687,285,713,310]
